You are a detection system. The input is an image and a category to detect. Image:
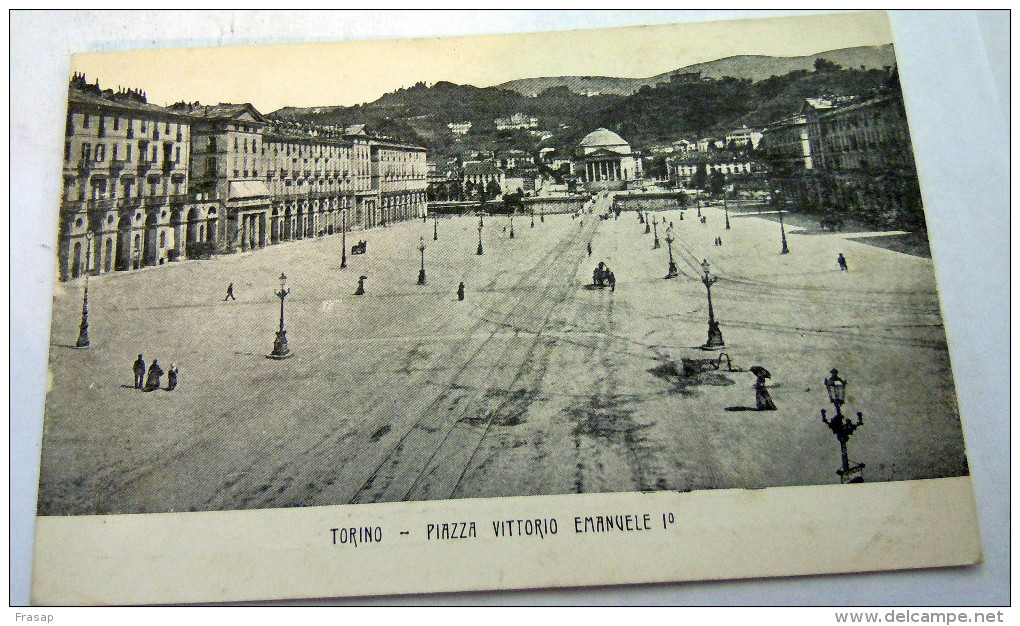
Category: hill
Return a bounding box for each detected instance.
[495,44,895,96]
[269,44,899,160]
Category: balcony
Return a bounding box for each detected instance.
[86,198,116,212]
[108,159,130,173]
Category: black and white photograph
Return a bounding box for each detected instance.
[16,10,1006,606]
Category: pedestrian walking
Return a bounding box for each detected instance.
[838,253,848,271]
[166,364,178,391]
[355,275,367,296]
[608,271,616,292]
[132,354,146,389]
[457,282,465,301]
[144,360,164,392]
[754,374,776,411]
[587,242,592,257]
[224,283,236,301]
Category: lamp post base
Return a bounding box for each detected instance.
[665,262,678,279]
[653,237,660,249]
[267,330,293,359]
[417,269,426,285]
[702,322,725,350]
[74,326,90,348]
[340,254,347,269]
[476,242,483,255]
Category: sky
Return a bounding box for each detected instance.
[67,11,894,113]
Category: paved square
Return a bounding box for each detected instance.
[39,193,968,515]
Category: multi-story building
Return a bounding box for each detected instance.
[59,74,218,281]
[759,88,921,227]
[494,113,538,131]
[461,161,505,197]
[447,121,472,135]
[725,126,764,149]
[57,74,427,281]
[813,93,914,172]
[760,114,814,170]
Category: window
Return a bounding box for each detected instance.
[66,115,73,135]
[81,143,91,161]
[83,114,90,128]
[126,120,134,139]
[165,122,171,133]
[160,231,166,247]
[175,147,181,163]
[96,144,105,161]
[140,120,146,133]
[234,170,240,178]
[151,145,158,163]
[98,116,105,137]
[65,142,71,161]
[126,144,132,162]
[112,145,118,161]
[113,116,120,131]
[234,137,239,151]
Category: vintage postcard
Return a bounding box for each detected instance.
[31,11,981,604]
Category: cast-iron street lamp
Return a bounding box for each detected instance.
[417,236,427,285]
[652,215,660,249]
[774,188,789,254]
[340,210,348,269]
[644,211,651,233]
[433,213,439,241]
[476,215,484,255]
[724,196,731,230]
[530,210,535,228]
[540,206,544,222]
[268,272,292,359]
[75,231,93,348]
[821,368,865,483]
[700,259,725,349]
[664,225,678,279]
[509,213,515,239]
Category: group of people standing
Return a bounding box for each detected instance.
[132,354,178,392]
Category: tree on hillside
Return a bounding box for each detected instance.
[709,170,726,196]
[691,163,708,190]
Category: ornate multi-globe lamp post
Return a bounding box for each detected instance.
[268,272,292,359]
[644,211,651,233]
[75,231,93,348]
[821,369,865,483]
[700,259,725,349]
[664,225,678,279]
[417,236,427,285]
[651,215,660,249]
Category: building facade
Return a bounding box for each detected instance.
[759,89,922,229]
[57,75,427,281]
[59,74,217,281]
[577,128,641,190]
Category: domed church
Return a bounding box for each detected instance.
[577,128,641,190]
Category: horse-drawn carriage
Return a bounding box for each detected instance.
[592,261,615,290]
[351,240,368,255]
